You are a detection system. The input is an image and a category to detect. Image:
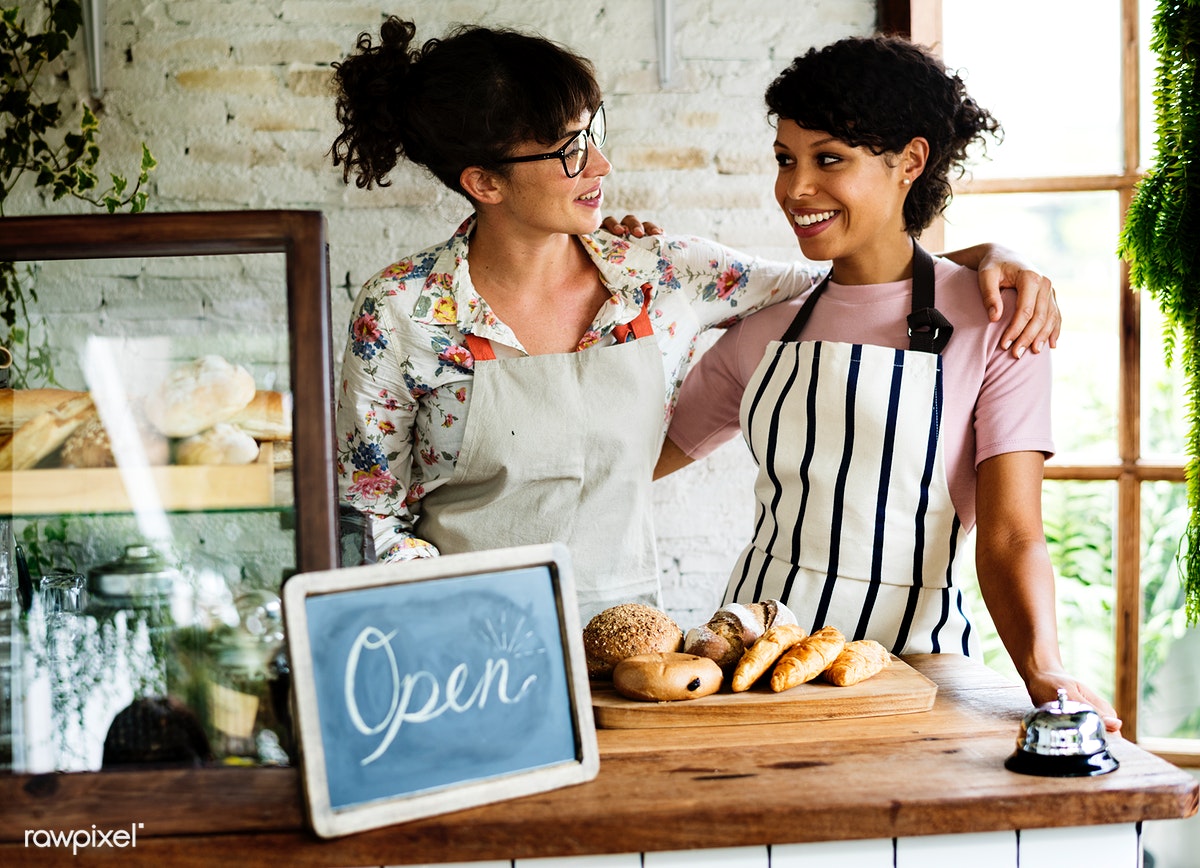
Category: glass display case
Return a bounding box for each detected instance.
[0,211,337,777]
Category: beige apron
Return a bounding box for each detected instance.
[418,294,665,623]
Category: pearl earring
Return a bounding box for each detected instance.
[903,178,912,186]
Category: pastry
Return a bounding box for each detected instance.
[228,390,292,440]
[0,388,88,434]
[730,623,808,692]
[824,639,890,686]
[583,603,683,680]
[175,423,260,465]
[612,652,723,702]
[146,355,256,438]
[684,599,797,670]
[770,625,846,692]
[0,393,96,470]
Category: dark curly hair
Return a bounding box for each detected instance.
[765,35,1001,234]
[329,17,602,197]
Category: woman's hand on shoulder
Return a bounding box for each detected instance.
[601,214,664,238]
[974,243,1062,358]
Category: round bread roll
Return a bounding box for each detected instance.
[147,355,256,438]
[175,423,260,466]
[583,603,683,680]
[613,652,723,702]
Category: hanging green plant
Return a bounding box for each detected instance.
[1118,0,1200,626]
[1,0,156,387]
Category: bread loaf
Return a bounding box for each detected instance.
[0,394,96,470]
[583,603,683,680]
[684,600,798,670]
[146,356,256,438]
[228,390,291,440]
[59,414,171,468]
[0,388,89,435]
[770,626,846,693]
[175,423,260,466]
[612,652,723,702]
[823,640,890,687]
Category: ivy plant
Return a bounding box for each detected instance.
[1119,0,1200,626]
[1,0,156,387]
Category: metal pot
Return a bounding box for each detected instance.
[1004,688,1119,777]
[87,544,180,610]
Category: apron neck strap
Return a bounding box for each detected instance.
[780,239,953,354]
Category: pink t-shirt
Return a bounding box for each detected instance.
[666,258,1054,532]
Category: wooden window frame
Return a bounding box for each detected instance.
[882,0,1195,765]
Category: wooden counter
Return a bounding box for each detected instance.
[2,655,1195,866]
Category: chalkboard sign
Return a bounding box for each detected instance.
[282,543,599,839]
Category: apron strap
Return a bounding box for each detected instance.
[779,241,953,353]
[464,333,497,362]
[905,243,953,354]
[612,284,655,343]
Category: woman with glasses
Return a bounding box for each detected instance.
[329,17,1059,622]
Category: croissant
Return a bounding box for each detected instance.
[824,639,890,686]
[770,625,846,692]
[731,623,807,692]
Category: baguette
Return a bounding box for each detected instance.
[0,394,97,470]
[0,388,89,435]
[730,623,807,692]
[823,639,890,686]
[770,625,846,693]
[228,390,291,440]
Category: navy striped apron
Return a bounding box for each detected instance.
[723,243,979,656]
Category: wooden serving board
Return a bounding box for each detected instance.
[590,654,936,729]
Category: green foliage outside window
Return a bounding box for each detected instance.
[1119,0,1200,625]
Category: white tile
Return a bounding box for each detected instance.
[644,845,768,868]
[516,854,640,868]
[896,831,1017,868]
[771,837,894,867]
[1020,824,1140,868]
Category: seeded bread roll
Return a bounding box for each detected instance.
[147,355,256,438]
[583,603,684,680]
[612,652,723,702]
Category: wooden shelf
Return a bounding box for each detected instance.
[2,443,290,516]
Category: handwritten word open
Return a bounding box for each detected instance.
[344,626,538,766]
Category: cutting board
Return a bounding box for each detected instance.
[590,655,937,729]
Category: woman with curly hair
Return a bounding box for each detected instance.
[329,19,1058,623]
[660,35,1119,729]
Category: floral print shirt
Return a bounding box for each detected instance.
[336,216,818,560]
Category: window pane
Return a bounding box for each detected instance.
[956,479,1117,705]
[942,191,1122,461]
[1044,480,1117,701]
[1140,482,1199,739]
[942,0,1122,178]
[1141,286,1188,461]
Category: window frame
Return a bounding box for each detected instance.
[882,0,1194,765]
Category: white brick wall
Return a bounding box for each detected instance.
[7,0,876,631]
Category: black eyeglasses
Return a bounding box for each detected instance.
[496,104,607,178]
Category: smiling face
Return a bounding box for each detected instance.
[773,119,922,285]
[493,106,611,238]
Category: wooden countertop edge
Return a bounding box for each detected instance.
[1,655,1195,863]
